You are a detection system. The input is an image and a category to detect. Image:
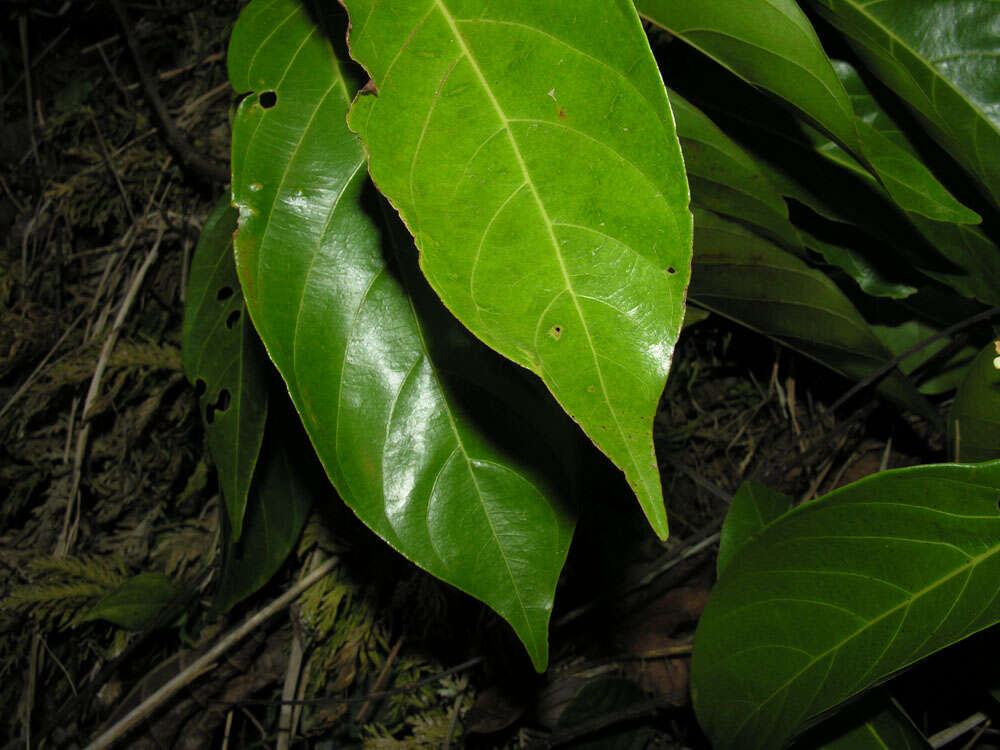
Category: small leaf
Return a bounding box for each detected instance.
[689,209,938,423]
[809,0,1000,208]
[692,460,1000,749]
[214,413,313,614]
[182,198,268,541]
[85,573,182,630]
[854,119,980,225]
[229,0,576,669]
[343,0,693,539]
[949,341,1000,462]
[802,229,917,300]
[717,481,792,577]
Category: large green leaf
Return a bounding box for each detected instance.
[636,0,863,161]
[214,413,313,614]
[343,0,692,539]
[182,198,268,541]
[691,460,1000,749]
[689,209,938,423]
[949,341,1000,462]
[228,0,576,669]
[809,0,1000,208]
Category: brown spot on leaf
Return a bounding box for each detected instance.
[557,107,566,119]
[550,325,562,339]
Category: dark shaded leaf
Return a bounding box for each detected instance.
[214,417,313,613]
[182,198,268,540]
[669,89,803,252]
[689,209,938,422]
[692,460,1000,749]
[556,678,654,750]
[638,0,863,160]
[85,573,182,630]
[949,340,1000,462]
[872,320,978,396]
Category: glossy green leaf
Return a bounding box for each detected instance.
[793,692,930,750]
[214,415,313,614]
[637,0,863,161]
[689,209,938,423]
[949,341,1000,462]
[182,198,268,541]
[85,573,183,630]
[343,0,692,539]
[669,89,803,253]
[809,0,1000,208]
[692,460,1000,749]
[717,480,792,577]
[229,0,576,669]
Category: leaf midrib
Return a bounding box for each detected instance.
[430,0,654,510]
[728,523,1000,742]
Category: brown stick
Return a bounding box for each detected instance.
[85,557,340,750]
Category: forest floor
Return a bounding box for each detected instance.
[0,1,975,748]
